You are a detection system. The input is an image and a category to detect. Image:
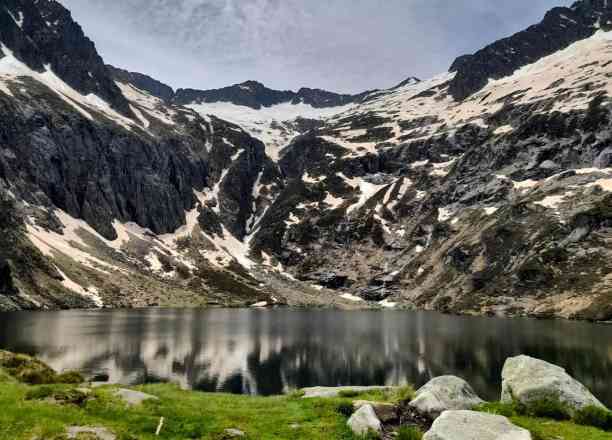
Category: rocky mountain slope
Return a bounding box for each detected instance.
[0,0,611,320]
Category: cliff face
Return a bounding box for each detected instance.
[0,0,132,115]
[1,0,611,319]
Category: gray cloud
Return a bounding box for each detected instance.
[59,0,574,93]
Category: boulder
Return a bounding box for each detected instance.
[114,388,159,406]
[347,404,382,438]
[501,355,606,413]
[423,410,532,440]
[353,400,398,423]
[359,286,393,301]
[306,272,349,289]
[409,376,485,419]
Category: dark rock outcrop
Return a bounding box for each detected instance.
[0,0,132,116]
[449,0,612,100]
[106,65,175,102]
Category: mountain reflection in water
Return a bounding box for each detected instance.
[0,308,610,404]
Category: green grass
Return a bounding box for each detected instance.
[337,386,415,403]
[476,402,612,440]
[0,379,366,440]
[575,406,612,431]
[396,426,423,440]
[0,352,610,440]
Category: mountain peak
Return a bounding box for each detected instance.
[0,0,132,116]
[391,76,421,90]
[448,0,612,100]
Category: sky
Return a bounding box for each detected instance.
[59,0,574,94]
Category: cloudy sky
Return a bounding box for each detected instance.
[59,0,573,93]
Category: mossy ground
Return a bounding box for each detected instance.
[477,402,612,440]
[0,380,361,440]
[0,354,610,440]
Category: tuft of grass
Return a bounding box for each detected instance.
[337,386,415,404]
[522,398,571,421]
[574,406,612,432]
[25,385,90,406]
[55,371,85,385]
[511,415,612,440]
[477,398,571,421]
[476,401,612,440]
[475,401,520,418]
[287,389,306,399]
[336,402,354,418]
[0,351,83,386]
[352,430,381,440]
[396,426,423,440]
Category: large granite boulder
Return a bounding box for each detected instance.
[501,355,606,413]
[423,410,532,440]
[409,376,485,419]
[347,404,382,438]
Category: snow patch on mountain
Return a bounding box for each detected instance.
[116,81,177,126]
[186,101,353,160]
[0,43,136,128]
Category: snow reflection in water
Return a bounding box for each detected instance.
[0,309,610,404]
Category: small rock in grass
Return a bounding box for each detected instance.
[301,385,395,398]
[423,410,531,440]
[114,388,159,406]
[223,428,246,438]
[347,404,382,438]
[67,426,116,440]
[353,400,398,423]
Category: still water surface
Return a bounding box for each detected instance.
[0,308,610,404]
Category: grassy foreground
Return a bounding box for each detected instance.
[0,353,611,439]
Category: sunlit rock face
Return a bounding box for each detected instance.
[0,309,611,404]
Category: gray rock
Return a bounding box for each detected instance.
[353,400,398,423]
[359,286,393,301]
[301,385,396,398]
[114,388,159,406]
[67,426,116,440]
[501,355,606,413]
[539,160,559,170]
[409,376,485,419]
[423,410,532,440]
[309,272,349,289]
[223,428,246,438]
[347,404,382,438]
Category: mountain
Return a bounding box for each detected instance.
[0,0,611,320]
[173,80,370,110]
[449,0,612,100]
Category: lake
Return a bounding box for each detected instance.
[0,308,610,404]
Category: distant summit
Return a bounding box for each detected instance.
[173,80,373,110]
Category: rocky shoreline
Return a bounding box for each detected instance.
[337,355,610,439]
[0,351,610,439]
